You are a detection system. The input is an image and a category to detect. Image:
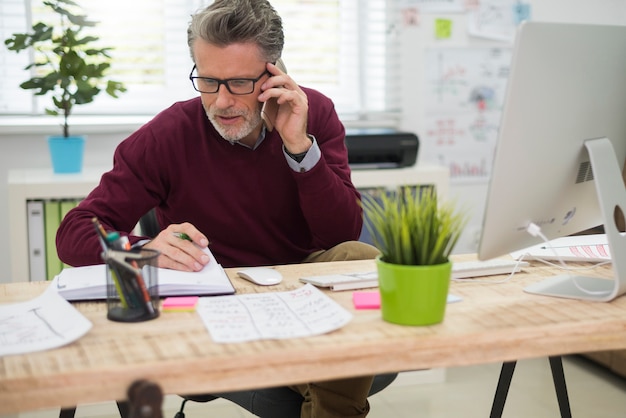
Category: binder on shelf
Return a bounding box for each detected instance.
[59,199,80,269]
[26,200,46,282]
[44,200,63,281]
[60,199,78,220]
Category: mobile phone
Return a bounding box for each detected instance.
[261,58,287,132]
[261,97,279,132]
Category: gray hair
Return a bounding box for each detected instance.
[187,0,284,64]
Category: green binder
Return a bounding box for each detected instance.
[44,200,62,281]
[60,199,79,269]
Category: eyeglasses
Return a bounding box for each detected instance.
[189,65,270,95]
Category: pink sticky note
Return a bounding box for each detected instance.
[162,296,199,312]
[353,291,381,309]
[353,292,462,309]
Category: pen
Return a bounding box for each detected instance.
[174,232,212,246]
[173,232,192,242]
[91,219,129,308]
[103,231,134,308]
[92,217,110,252]
[107,232,154,316]
[106,231,155,316]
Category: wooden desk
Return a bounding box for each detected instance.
[1,256,625,414]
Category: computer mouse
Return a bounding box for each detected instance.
[237,267,283,286]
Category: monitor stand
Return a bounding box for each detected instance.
[524,137,626,302]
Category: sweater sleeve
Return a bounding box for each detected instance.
[56,127,167,266]
[292,88,363,249]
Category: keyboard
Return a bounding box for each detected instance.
[300,271,378,291]
[300,258,528,291]
[452,258,529,279]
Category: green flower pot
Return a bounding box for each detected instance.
[376,256,451,326]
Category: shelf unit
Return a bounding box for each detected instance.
[351,164,449,198]
[8,168,105,282]
[8,164,449,283]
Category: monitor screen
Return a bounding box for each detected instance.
[477,22,626,301]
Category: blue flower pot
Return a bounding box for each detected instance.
[48,136,85,174]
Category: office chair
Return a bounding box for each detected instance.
[138,208,160,239]
[174,374,398,418]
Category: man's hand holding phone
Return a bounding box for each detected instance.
[259,61,312,155]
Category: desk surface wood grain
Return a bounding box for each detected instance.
[1,256,625,414]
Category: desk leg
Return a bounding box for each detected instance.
[59,407,76,418]
[490,357,572,418]
[117,400,130,418]
[489,361,517,418]
[127,380,164,418]
[549,356,572,418]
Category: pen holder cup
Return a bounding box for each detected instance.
[104,248,160,322]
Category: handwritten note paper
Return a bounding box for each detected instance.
[0,288,92,357]
[196,284,352,343]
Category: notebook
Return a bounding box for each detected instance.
[52,248,235,301]
[509,234,611,262]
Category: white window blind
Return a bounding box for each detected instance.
[0,0,400,123]
[0,0,32,113]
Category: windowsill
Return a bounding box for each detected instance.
[0,115,153,135]
[0,114,399,135]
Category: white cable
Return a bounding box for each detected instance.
[454,223,610,286]
[526,255,611,271]
[525,222,611,296]
[526,222,569,271]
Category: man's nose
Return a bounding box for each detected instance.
[213,84,235,108]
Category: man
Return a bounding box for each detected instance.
[57,1,379,417]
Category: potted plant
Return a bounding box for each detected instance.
[4,0,126,174]
[362,186,467,325]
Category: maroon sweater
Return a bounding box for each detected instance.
[56,89,362,268]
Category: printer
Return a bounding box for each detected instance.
[345,128,419,169]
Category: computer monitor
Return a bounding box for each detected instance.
[477,21,626,302]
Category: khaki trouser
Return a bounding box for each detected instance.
[302,241,380,264]
[289,241,380,418]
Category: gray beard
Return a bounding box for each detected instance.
[206,108,263,143]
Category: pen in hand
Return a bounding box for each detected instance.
[164,227,211,271]
[173,232,192,242]
[173,231,211,247]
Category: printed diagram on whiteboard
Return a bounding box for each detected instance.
[422,48,511,182]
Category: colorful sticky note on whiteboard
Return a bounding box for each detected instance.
[513,3,531,24]
[435,18,452,39]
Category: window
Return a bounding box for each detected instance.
[0,0,400,123]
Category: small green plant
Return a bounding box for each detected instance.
[362,186,468,266]
[4,0,126,137]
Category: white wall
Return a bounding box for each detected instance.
[398,0,626,255]
[1,1,626,283]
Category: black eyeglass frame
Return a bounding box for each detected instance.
[189,65,270,95]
